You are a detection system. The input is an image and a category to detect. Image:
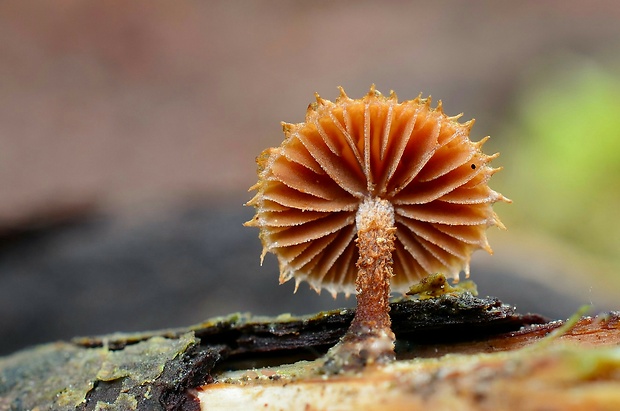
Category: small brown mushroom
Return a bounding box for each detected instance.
[246,86,509,370]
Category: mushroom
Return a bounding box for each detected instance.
[246,86,509,370]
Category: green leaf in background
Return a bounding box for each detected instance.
[500,58,620,262]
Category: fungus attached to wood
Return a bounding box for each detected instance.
[245,86,509,371]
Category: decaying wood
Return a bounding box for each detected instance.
[198,312,620,411]
[1,293,618,411]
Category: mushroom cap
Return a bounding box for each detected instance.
[246,86,509,297]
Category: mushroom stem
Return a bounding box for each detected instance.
[322,197,396,372]
[350,197,396,343]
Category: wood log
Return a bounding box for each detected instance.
[1,294,618,411]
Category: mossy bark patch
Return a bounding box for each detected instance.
[0,333,223,411]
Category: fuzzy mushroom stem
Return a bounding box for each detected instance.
[322,197,396,372]
[350,197,396,343]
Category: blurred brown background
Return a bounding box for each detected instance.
[2,1,620,355]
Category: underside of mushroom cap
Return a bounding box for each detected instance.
[246,86,509,297]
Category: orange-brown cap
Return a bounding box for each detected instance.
[246,86,509,297]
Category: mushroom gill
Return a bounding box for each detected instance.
[246,86,509,368]
[247,86,508,295]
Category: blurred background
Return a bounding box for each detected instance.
[1,1,620,355]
